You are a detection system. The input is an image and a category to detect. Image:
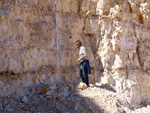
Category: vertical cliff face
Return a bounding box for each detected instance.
[0,0,97,96]
[96,0,150,108]
[0,0,150,109]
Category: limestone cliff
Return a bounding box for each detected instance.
[0,0,150,109]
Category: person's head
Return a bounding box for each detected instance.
[75,40,82,49]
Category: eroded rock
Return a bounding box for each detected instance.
[0,0,150,111]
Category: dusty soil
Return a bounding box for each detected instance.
[0,82,150,113]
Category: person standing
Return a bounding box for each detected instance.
[75,40,91,87]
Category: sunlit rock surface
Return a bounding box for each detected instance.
[0,0,150,109]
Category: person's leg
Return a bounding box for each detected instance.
[79,64,86,83]
[82,62,89,86]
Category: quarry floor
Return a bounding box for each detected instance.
[0,82,150,113]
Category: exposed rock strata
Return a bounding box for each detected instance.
[0,0,150,109]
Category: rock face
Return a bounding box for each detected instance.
[0,0,150,109]
[96,0,150,109]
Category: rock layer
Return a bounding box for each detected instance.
[0,0,150,109]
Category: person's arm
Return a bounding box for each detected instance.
[78,52,87,62]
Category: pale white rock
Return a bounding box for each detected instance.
[78,82,88,90]
[113,54,124,69]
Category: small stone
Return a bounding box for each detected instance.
[58,95,66,102]
[60,109,65,113]
[21,96,28,103]
[57,93,66,102]
[78,82,87,90]
[46,90,53,96]
[89,84,95,87]
[7,108,14,112]
[40,87,48,94]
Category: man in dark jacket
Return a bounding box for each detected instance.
[76,40,91,87]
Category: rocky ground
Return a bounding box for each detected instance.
[0,82,150,113]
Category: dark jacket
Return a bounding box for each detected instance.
[80,60,91,74]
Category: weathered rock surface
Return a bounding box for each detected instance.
[96,0,150,109]
[0,0,150,111]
